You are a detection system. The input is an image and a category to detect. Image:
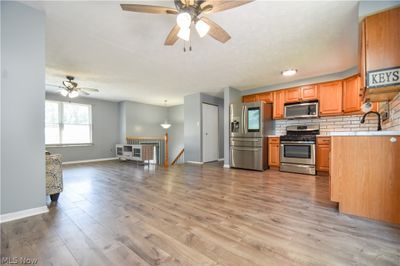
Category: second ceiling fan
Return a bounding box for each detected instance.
[121,0,254,47]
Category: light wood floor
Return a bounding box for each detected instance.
[1,161,400,265]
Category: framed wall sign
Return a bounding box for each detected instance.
[366,66,400,88]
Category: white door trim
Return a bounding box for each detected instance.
[202,103,219,163]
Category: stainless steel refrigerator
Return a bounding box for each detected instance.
[229,102,273,171]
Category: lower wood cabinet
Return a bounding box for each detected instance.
[268,137,280,167]
[316,137,331,172]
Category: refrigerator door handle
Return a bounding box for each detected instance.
[243,105,248,135]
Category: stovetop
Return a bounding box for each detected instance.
[280,124,320,142]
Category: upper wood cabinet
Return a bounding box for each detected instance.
[318,81,343,116]
[343,75,362,113]
[301,85,318,101]
[273,90,285,119]
[243,94,258,103]
[284,85,318,103]
[258,92,273,103]
[284,88,301,103]
[360,7,400,101]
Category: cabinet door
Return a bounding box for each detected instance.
[343,75,362,113]
[273,91,285,119]
[268,143,280,167]
[258,92,273,103]
[284,88,301,103]
[243,94,258,103]
[365,7,400,76]
[301,85,318,101]
[318,81,343,116]
[316,145,330,172]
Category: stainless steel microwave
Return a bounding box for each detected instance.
[284,101,319,119]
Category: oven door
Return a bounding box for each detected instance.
[280,141,315,165]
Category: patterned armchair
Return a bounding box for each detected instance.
[46,154,63,201]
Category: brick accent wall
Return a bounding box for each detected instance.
[274,114,380,136]
[382,92,400,131]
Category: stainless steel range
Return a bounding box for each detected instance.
[280,124,319,175]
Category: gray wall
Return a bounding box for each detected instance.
[242,67,358,96]
[1,1,46,214]
[121,101,168,139]
[120,101,184,164]
[167,105,184,164]
[45,92,120,162]
[223,87,242,166]
[184,93,202,162]
[184,93,224,163]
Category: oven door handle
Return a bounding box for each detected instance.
[281,141,315,145]
[231,147,260,152]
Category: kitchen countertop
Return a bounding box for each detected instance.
[329,131,400,136]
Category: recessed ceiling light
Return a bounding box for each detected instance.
[281,69,297,76]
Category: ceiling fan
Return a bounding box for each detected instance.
[47,76,99,98]
[120,0,254,47]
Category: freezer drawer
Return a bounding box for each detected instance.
[230,146,265,171]
[230,137,263,147]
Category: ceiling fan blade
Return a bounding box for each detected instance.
[79,87,99,92]
[79,90,90,96]
[201,0,254,14]
[46,83,64,89]
[200,17,231,43]
[164,24,180,46]
[120,4,178,15]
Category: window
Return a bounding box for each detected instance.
[45,101,92,145]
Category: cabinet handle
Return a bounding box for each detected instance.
[390,137,397,143]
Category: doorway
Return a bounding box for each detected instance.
[202,103,219,163]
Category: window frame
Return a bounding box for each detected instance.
[45,100,93,147]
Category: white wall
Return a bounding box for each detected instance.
[1,1,46,214]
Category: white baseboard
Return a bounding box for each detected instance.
[63,157,118,165]
[218,158,224,161]
[0,206,48,223]
[223,164,230,168]
[187,161,204,165]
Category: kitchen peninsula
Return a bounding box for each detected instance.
[330,131,400,224]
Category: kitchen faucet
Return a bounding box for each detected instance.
[360,111,382,131]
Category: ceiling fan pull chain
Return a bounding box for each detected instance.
[183,41,186,52]
[189,38,192,52]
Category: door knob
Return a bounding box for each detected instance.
[390,137,397,143]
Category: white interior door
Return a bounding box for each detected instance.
[202,103,219,163]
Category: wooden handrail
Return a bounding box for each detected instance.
[171,148,184,166]
[126,136,164,141]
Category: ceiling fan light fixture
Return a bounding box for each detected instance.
[177,27,190,41]
[68,91,79,98]
[281,69,298,77]
[176,12,191,29]
[60,89,69,97]
[195,20,210,38]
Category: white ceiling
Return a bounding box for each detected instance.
[23,0,360,106]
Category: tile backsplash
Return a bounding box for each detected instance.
[274,114,380,136]
[381,92,400,131]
